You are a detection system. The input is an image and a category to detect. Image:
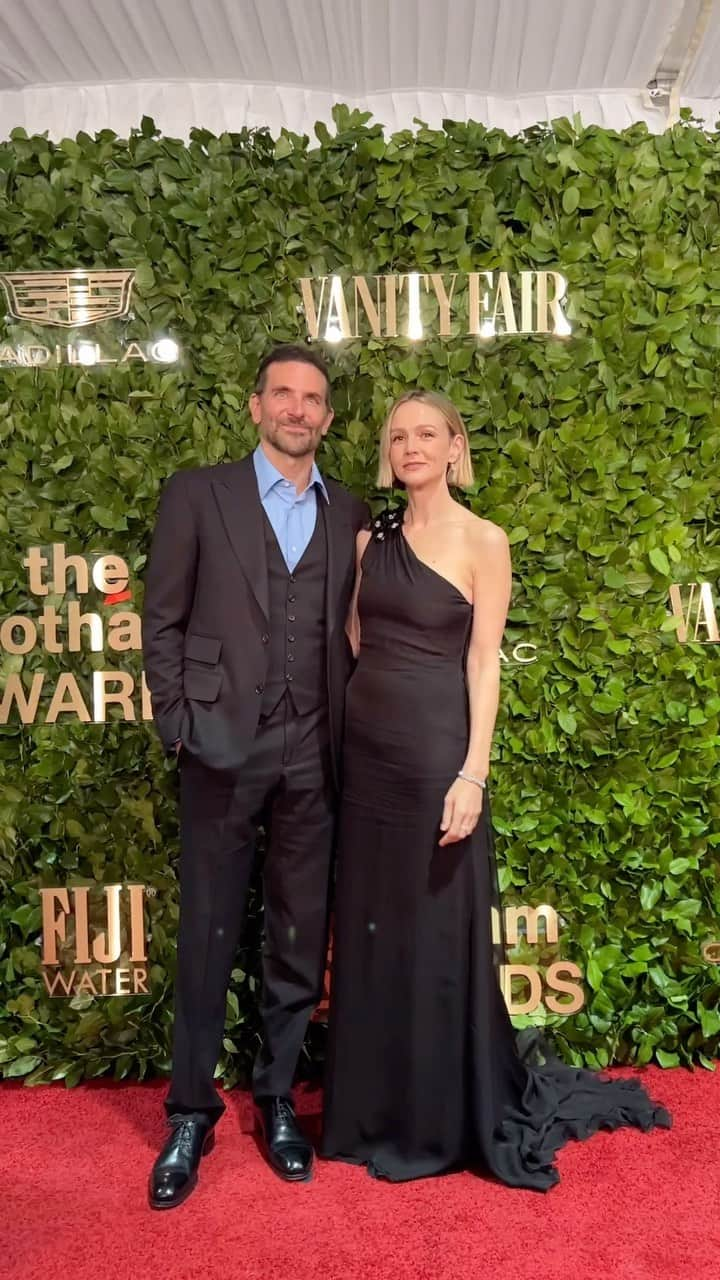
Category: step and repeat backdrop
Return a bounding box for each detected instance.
[0,108,718,1089]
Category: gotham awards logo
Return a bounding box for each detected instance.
[0,543,152,725]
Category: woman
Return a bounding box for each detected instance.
[321,390,670,1189]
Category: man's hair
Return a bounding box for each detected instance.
[254,344,332,406]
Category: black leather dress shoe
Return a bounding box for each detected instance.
[257,1096,313,1182]
[149,1113,215,1210]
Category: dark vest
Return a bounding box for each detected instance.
[260,504,328,718]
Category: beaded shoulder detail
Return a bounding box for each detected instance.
[370,506,404,542]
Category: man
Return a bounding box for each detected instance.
[143,344,366,1208]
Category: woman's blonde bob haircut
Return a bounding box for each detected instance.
[377,390,475,489]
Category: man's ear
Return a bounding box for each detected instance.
[249,392,262,425]
[321,409,335,437]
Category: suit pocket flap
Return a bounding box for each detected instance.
[183,667,222,702]
[184,633,222,664]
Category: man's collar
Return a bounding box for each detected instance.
[253,444,329,503]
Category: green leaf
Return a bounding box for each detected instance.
[648,547,670,575]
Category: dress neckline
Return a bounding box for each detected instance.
[371,506,473,609]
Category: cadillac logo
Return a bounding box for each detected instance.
[0,269,135,328]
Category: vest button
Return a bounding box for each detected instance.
[288,635,295,642]
[261,633,270,644]
[289,574,296,582]
[286,673,294,682]
[288,594,296,603]
[287,654,295,662]
[288,614,296,622]
[255,683,264,694]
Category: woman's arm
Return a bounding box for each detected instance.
[439,522,512,846]
[346,529,372,658]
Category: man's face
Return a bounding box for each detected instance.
[249,360,333,459]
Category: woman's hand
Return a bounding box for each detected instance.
[439,777,484,846]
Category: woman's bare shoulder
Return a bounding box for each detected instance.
[460,509,510,553]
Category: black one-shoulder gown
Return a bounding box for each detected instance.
[321,512,670,1189]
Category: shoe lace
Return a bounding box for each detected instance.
[171,1118,200,1157]
[273,1098,295,1125]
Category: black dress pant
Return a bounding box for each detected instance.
[166,697,335,1118]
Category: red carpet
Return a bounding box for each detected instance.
[2,1067,717,1280]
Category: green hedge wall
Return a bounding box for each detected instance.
[1,107,719,1089]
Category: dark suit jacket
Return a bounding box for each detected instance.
[142,454,367,777]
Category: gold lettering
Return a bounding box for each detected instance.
[51,543,89,595]
[23,547,49,596]
[512,643,538,664]
[536,271,571,336]
[107,611,142,652]
[114,968,132,995]
[93,670,136,722]
[37,605,63,653]
[504,904,559,946]
[0,615,37,654]
[67,601,103,652]
[96,968,112,995]
[427,273,458,337]
[92,555,129,595]
[46,674,92,724]
[467,271,494,337]
[76,971,99,996]
[72,886,91,965]
[42,968,77,996]
[491,271,517,334]
[299,276,327,341]
[93,885,122,965]
[133,967,149,994]
[40,888,70,965]
[669,583,719,644]
[324,275,352,341]
[352,276,382,339]
[520,271,534,332]
[121,342,148,362]
[128,885,147,963]
[384,275,398,337]
[28,345,50,365]
[545,962,585,1013]
[399,273,424,340]
[0,673,45,725]
[141,670,153,721]
[502,964,544,1015]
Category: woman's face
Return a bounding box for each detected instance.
[388,400,463,489]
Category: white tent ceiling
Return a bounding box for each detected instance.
[0,0,718,140]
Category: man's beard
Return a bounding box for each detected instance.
[262,419,321,458]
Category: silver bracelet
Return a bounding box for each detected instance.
[457,769,486,790]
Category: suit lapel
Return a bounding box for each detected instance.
[212,456,269,622]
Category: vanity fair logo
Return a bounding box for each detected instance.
[0,269,179,368]
[299,270,571,343]
[668,583,719,644]
[493,903,585,1016]
[40,883,150,998]
[0,543,152,725]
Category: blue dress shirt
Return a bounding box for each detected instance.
[253,445,329,572]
